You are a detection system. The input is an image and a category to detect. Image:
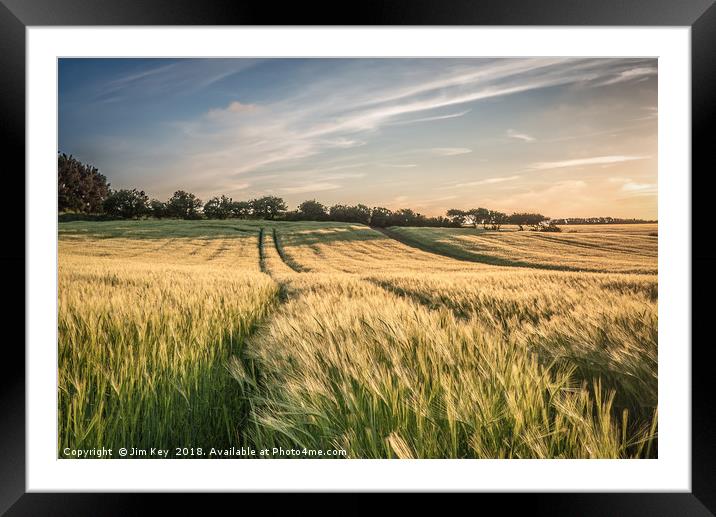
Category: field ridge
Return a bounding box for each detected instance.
[372,226,571,271]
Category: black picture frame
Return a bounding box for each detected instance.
[2,0,714,513]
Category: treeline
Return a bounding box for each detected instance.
[58,153,566,230]
[446,208,559,231]
[551,217,657,225]
[285,200,461,227]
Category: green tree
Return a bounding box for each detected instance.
[330,204,372,224]
[508,212,547,230]
[389,208,426,226]
[167,190,202,219]
[470,208,491,229]
[58,153,110,213]
[231,200,252,219]
[102,189,149,219]
[539,220,562,232]
[203,195,234,219]
[446,209,467,226]
[250,196,287,220]
[487,210,508,231]
[297,199,328,221]
[351,204,372,225]
[369,207,393,227]
[148,199,168,219]
[446,208,490,228]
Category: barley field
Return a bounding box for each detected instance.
[387,224,657,274]
[58,220,658,458]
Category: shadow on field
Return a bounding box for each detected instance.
[374,226,585,271]
[58,219,261,240]
[279,226,386,246]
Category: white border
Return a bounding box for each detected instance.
[27,27,691,492]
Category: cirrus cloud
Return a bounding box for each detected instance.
[530,155,651,170]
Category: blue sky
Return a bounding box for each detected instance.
[59,58,657,218]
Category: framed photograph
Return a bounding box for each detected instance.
[4,0,714,512]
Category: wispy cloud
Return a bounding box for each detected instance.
[530,155,650,170]
[453,175,522,188]
[98,62,178,98]
[353,58,575,109]
[620,182,657,196]
[633,106,658,121]
[506,129,535,142]
[93,59,258,103]
[430,147,472,156]
[281,183,342,194]
[176,57,654,183]
[594,66,657,87]
[207,101,258,118]
[319,172,367,180]
[388,109,471,126]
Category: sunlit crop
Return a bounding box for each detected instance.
[58,219,657,458]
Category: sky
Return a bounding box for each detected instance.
[58,58,657,219]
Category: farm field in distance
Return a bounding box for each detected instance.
[387,224,657,273]
[58,219,658,459]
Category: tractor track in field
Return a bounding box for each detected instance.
[266,226,470,317]
[258,222,479,323]
[231,229,293,441]
[271,228,305,273]
[257,228,268,273]
[258,227,297,301]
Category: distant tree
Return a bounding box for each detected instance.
[389,208,426,227]
[446,209,467,226]
[167,190,202,219]
[329,204,371,224]
[538,221,562,232]
[251,196,287,220]
[486,210,508,231]
[231,200,252,219]
[282,209,301,221]
[58,153,110,213]
[149,199,168,219]
[297,199,328,221]
[351,204,373,225]
[370,207,393,227]
[102,189,149,219]
[203,195,234,219]
[447,207,490,228]
[426,215,460,228]
[470,208,491,229]
[329,204,349,222]
[508,212,547,230]
[436,216,460,228]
